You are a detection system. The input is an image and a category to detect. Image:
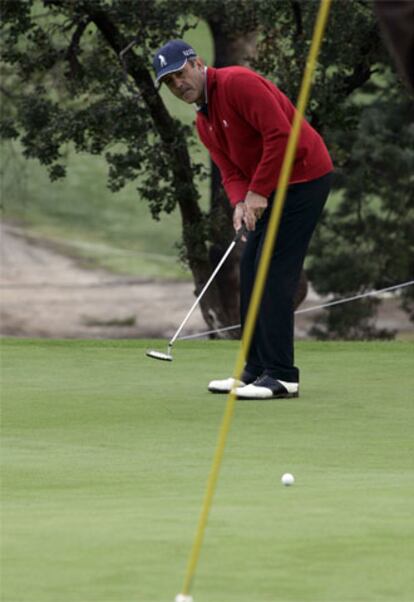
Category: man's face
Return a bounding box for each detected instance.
[161,58,205,104]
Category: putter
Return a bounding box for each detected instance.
[146,226,246,361]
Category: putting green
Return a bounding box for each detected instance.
[1,339,413,602]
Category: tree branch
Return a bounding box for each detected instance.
[340,27,382,96]
[85,6,177,138]
[65,18,91,79]
[290,0,303,37]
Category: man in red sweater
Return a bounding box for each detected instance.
[153,40,333,399]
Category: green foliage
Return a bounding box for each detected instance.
[250,0,414,338]
[188,0,258,35]
[0,0,203,220]
[307,83,414,338]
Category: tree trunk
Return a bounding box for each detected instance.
[206,21,258,337]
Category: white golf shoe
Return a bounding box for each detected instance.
[208,369,259,393]
[235,375,299,400]
[208,377,246,393]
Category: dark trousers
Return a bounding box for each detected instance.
[240,172,333,383]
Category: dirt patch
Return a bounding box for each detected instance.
[0,222,206,339]
[1,222,412,340]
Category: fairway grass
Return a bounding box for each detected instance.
[1,339,413,602]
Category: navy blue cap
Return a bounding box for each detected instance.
[152,40,197,83]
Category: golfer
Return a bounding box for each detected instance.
[153,40,333,399]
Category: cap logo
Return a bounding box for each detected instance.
[158,54,167,67]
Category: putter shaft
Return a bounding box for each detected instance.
[168,228,245,348]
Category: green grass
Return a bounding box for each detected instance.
[0,21,214,280]
[1,339,413,602]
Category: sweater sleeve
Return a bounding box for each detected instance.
[209,147,249,206]
[226,72,298,197]
[196,119,249,206]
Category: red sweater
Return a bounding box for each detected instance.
[196,66,333,207]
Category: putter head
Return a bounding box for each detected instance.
[146,349,173,362]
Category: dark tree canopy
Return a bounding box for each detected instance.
[1,0,413,338]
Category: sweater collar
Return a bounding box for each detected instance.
[196,66,217,114]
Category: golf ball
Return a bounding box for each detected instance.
[174,595,193,602]
[281,472,295,486]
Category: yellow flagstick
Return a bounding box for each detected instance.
[180,0,332,597]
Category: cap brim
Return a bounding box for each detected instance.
[156,58,187,83]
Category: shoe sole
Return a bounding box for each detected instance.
[237,392,299,400]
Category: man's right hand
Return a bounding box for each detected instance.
[233,202,246,232]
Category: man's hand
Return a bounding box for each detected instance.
[233,202,246,233]
[233,191,268,234]
[244,191,268,230]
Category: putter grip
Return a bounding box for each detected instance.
[234,224,247,242]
